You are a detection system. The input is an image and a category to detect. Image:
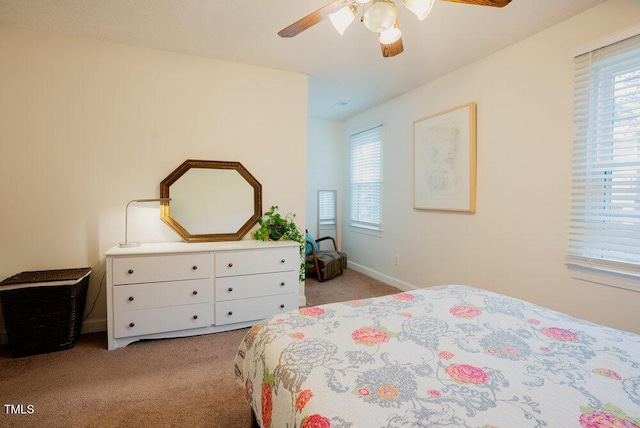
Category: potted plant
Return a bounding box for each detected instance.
[252,206,308,281]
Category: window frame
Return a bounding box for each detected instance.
[566,26,640,292]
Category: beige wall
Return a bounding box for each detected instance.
[0,25,307,334]
[342,0,640,334]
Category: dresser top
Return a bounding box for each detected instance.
[105,240,300,256]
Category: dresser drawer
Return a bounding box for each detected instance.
[215,247,298,277]
[113,303,213,338]
[215,271,297,302]
[215,293,297,326]
[112,253,212,285]
[113,279,211,312]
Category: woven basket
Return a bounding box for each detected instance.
[0,268,91,357]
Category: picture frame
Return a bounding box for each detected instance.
[413,102,477,213]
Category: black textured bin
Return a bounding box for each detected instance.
[0,268,91,357]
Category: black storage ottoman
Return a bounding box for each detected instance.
[0,267,91,357]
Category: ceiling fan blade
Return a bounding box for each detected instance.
[381,37,404,58]
[440,0,511,7]
[278,1,348,38]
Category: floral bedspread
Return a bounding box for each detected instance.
[234,285,640,428]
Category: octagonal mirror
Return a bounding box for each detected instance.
[160,160,262,242]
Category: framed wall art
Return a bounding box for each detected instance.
[413,102,477,213]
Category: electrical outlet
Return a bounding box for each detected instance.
[394,255,400,266]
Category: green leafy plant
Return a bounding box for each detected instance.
[252,206,309,281]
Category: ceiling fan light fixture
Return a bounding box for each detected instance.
[379,20,402,44]
[402,0,435,21]
[363,0,397,33]
[329,5,357,35]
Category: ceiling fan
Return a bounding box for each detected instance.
[278,0,512,58]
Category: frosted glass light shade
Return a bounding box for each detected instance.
[379,22,402,44]
[402,0,435,21]
[329,5,357,35]
[363,0,397,33]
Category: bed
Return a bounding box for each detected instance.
[234,285,640,427]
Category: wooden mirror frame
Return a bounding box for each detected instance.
[160,159,262,242]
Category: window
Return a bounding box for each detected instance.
[567,32,640,290]
[349,125,383,231]
[318,190,337,227]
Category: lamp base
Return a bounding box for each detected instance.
[118,242,141,248]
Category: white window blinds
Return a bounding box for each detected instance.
[567,33,640,278]
[350,125,383,230]
[318,190,336,226]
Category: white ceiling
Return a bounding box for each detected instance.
[0,0,607,120]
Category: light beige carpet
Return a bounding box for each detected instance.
[0,269,400,427]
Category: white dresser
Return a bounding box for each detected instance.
[105,240,300,350]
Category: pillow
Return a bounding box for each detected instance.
[305,233,319,255]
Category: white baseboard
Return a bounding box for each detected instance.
[80,317,107,334]
[347,261,419,292]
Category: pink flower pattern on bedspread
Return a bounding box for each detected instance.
[234,285,640,427]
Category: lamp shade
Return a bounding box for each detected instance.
[402,0,435,21]
[363,0,397,33]
[329,5,357,35]
[379,19,402,44]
